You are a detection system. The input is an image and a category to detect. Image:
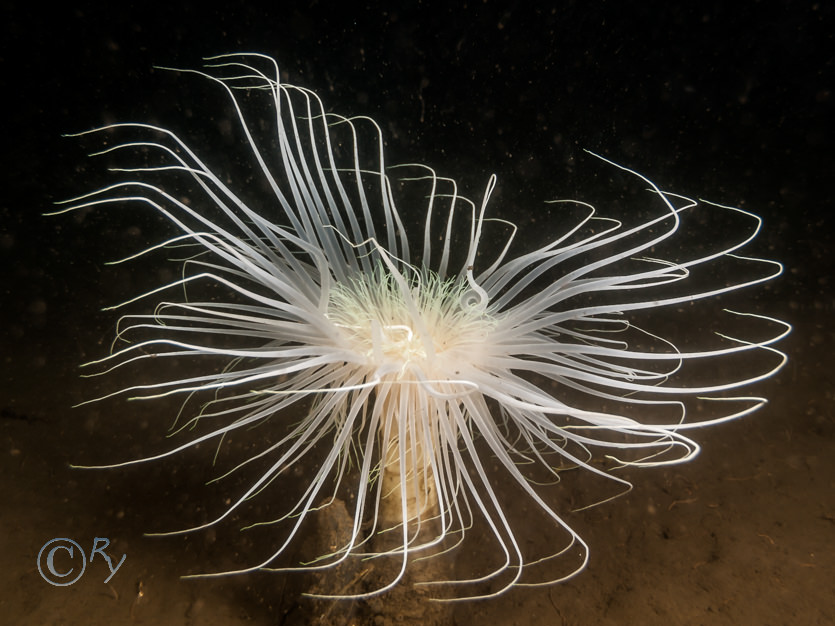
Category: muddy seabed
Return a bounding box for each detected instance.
[1,293,831,626]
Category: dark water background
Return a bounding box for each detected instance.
[1,3,832,625]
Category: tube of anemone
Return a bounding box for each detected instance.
[52,53,790,601]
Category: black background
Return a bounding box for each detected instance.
[1,2,832,625]
[3,2,831,283]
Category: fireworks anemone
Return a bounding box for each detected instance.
[54,53,789,600]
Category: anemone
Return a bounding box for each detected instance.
[53,53,789,600]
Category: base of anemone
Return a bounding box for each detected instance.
[299,497,454,625]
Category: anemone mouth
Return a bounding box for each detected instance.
[54,52,790,600]
[326,265,496,384]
